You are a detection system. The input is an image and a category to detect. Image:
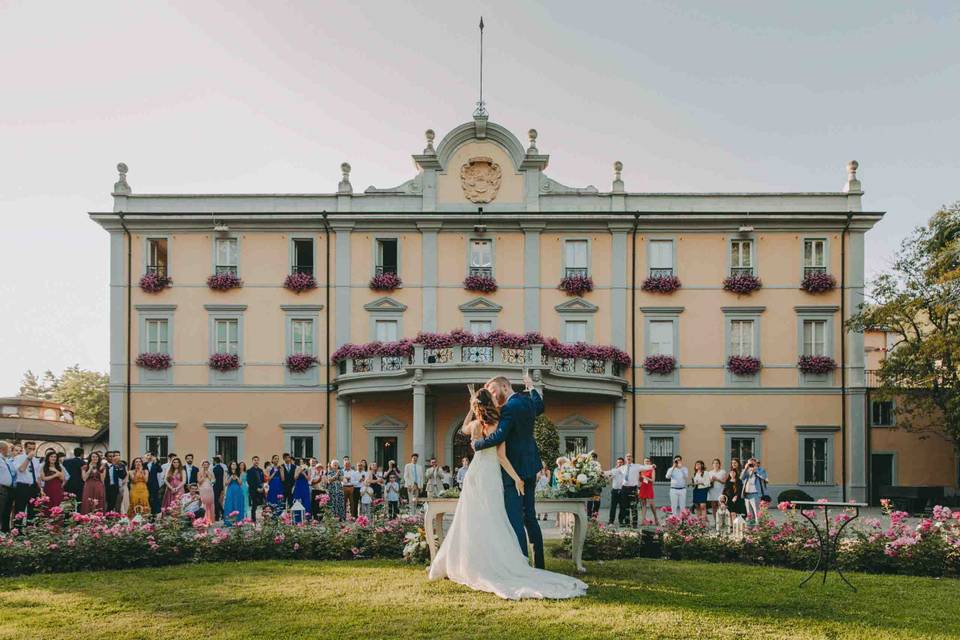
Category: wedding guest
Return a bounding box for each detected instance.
[161,457,186,514]
[536,466,551,521]
[197,460,216,521]
[664,455,689,514]
[325,459,345,521]
[638,457,658,526]
[222,461,245,525]
[740,458,767,525]
[729,457,742,482]
[119,458,131,516]
[343,458,362,517]
[456,457,470,488]
[266,459,284,511]
[160,452,175,482]
[246,456,265,523]
[12,441,42,518]
[211,456,225,521]
[619,455,655,528]
[605,457,625,526]
[104,451,127,513]
[359,476,374,519]
[425,457,444,499]
[39,450,65,508]
[0,441,16,533]
[180,484,204,521]
[127,457,150,517]
[368,462,384,500]
[722,469,745,516]
[291,458,311,516]
[308,459,325,509]
[707,458,727,524]
[384,459,399,484]
[280,453,297,508]
[691,460,710,520]
[402,453,423,515]
[384,472,400,519]
[144,452,164,515]
[80,452,106,514]
[62,447,85,499]
[239,461,250,513]
[755,458,771,504]
[183,454,199,486]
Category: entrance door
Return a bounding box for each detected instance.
[871,453,895,506]
[375,436,398,470]
[452,429,473,467]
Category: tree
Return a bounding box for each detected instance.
[534,414,560,469]
[18,370,54,400]
[848,202,960,450]
[17,365,109,430]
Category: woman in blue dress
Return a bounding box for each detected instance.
[238,461,250,517]
[291,459,312,516]
[222,461,245,526]
[266,455,285,512]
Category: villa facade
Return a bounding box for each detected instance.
[91,114,886,503]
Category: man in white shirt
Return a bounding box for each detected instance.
[605,457,625,526]
[664,455,690,514]
[424,457,444,498]
[341,457,361,518]
[0,441,17,533]
[402,453,424,515]
[618,454,656,528]
[455,457,470,488]
[13,441,42,519]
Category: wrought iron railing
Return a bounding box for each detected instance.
[649,267,673,278]
[803,265,827,276]
[564,267,588,278]
[729,266,754,277]
[292,265,314,276]
[216,265,238,275]
[146,264,167,277]
[375,265,398,276]
[469,266,493,277]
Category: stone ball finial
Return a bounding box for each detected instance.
[844,160,861,193]
[113,162,131,195]
[117,162,128,175]
[614,160,623,173]
[528,129,537,143]
[848,160,859,174]
[341,162,351,175]
[425,129,435,142]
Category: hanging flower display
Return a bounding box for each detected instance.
[283,272,317,293]
[331,339,415,364]
[722,273,762,295]
[559,274,594,296]
[800,272,837,293]
[207,272,243,290]
[286,354,319,373]
[139,273,171,293]
[135,353,172,370]
[641,275,682,293]
[370,272,402,291]
[798,355,837,374]
[727,355,762,376]
[643,354,676,375]
[463,274,498,293]
[208,353,240,372]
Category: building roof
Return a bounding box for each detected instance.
[0,417,106,443]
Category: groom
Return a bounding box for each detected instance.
[473,374,546,569]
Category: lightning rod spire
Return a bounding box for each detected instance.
[474,17,488,117]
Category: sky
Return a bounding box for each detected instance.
[1,1,958,394]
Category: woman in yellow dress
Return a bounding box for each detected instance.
[127,457,151,518]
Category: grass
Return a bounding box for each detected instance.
[0,554,958,640]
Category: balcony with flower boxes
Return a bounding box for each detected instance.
[333,330,629,398]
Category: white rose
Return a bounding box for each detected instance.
[576,473,588,484]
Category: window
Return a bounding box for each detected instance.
[146,435,169,459]
[291,319,314,355]
[215,436,238,464]
[215,238,238,275]
[872,400,894,426]
[803,438,828,484]
[803,239,827,276]
[731,437,755,465]
[215,319,239,355]
[564,436,589,456]
[376,238,398,275]
[290,436,314,460]
[375,319,398,342]
[469,239,492,277]
[564,240,588,277]
[292,239,314,275]
[649,436,674,482]
[147,238,168,276]
[729,319,754,357]
[469,319,493,334]
[802,319,827,356]
[730,240,753,276]
[649,240,674,277]
[145,319,169,354]
[648,320,674,356]
[564,320,588,344]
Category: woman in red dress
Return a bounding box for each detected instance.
[81,452,106,514]
[40,451,65,507]
[638,456,658,526]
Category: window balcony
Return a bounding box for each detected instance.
[729,266,754,277]
[146,264,167,277]
[649,267,673,278]
[375,265,397,276]
[803,265,827,277]
[292,265,314,276]
[468,266,493,278]
[216,265,238,275]
[564,267,588,278]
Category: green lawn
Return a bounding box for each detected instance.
[0,555,957,640]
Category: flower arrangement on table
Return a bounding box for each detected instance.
[283,272,317,293]
[559,274,594,296]
[463,274,498,293]
[727,355,761,376]
[285,353,318,373]
[136,353,172,371]
[139,273,172,293]
[722,273,762,294]
[207,272,243,290]
[369,271,402,291]
[554,452,607,498]
[641,274,681,293]
[800,271,837,293]
[208,353,240,372]
[437,487,460,499]
[798,355,837,375]
[643,354,676,375]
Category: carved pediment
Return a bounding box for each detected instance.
[556,415,598,431]
[364,297,408,313]
[364,415,407,431]
[459,297,503,313]
[460,156,502,204]
[555,298,598,314]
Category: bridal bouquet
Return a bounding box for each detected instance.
[554,452,606,498]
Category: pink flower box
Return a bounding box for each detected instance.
[643,354,676,375]
[208,353,240,372]
[286,353,318,373]
[463,274,498,293]
[727,355,762,376]
[369,272,402,291]
[800,272,837,293]
[331,339,414,364]
[207,272,243,290]
[139,273,171,293]
[641,275,681,293]
[284,272,317,293]
[798,355,836,375]
[559,274,594,296]
[136,353,172,371]
[722,273,762,294]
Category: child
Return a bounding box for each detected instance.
[359,476,374,519]
[385,472,400,520]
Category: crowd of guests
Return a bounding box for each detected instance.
[0,440,471,532]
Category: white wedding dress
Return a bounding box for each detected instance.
[427,446,587,600]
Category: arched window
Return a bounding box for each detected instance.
[452,429,473,467]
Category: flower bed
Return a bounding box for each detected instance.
[208,353,240,372]
[641,274,681,293]
[798,355,837,375]
[331,339,414,364]
[207,272,243,290]
[643,354,676,375]
[135,353,172,371]
[801,271,837,293]
[722,273,762,294]
[370,272,402,291]
[559,274,594,296]
[284,272,317,293]
[0,503,424,577]
[463,274,498,293]
[139,273,171,293]
[727,355,761,376]
[286,353,318,373]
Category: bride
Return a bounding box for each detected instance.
[427,386,587,600]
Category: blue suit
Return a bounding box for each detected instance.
[473,389,545,568]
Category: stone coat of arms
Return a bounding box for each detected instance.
[459,157,502,203]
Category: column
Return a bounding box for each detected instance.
[331,221,355,348]
[418,222,442,332]
[412,383,426,459]
[846,229,867,501]
[522,222,546,333]
[108,230,127,456]
[425,394,436,460]
[612,398,626,461]
[609,222,632,349]
[336,395,351,459]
